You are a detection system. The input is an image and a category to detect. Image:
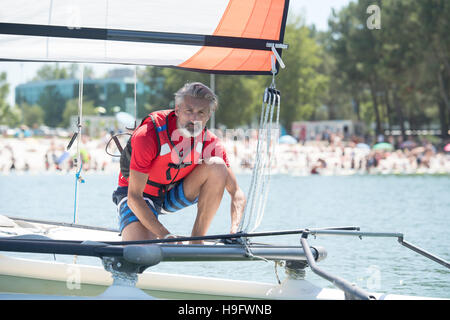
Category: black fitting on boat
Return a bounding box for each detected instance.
[123,244,162,270]
[285,260,308,270]
[104,256,148,274]
[301,229,310,239]
[102,244,162,275]
[285,260,307,280]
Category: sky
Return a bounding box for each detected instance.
[0,0,352,106]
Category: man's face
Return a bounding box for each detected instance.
[175,95,211,137]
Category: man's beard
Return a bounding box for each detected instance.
[177,120,203,138]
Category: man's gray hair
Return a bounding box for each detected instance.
[174,82,218,112]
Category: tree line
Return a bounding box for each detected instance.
[323,0,449,140]
[1,0,448,140]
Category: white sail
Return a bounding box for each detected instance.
[0,0,289,74]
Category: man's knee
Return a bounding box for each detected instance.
[202,157,228,179]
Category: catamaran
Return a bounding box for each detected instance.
[0,214,448,300]
[0,0,448,300]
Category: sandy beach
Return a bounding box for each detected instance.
[1,135,449,176]
[0,136,118,174]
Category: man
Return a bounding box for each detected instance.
[112,82,246,243]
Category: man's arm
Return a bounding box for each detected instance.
[127,169,170,238]
[225,167,246,234]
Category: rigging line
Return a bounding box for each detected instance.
[72,64,84,265]
[241,86,275,233]
[264,92,280,221]
[274,261,284,284]
[252,89,272,221]
[250,93,271,232]
[242,239,270,263]
[255,93,276,230]
[239,96,266,232]
[252,90,280,232]
[260,91,277,212]
[0,226,360,246]
[250,62,281,233]
[73,64,84,225]
[242,84,280,234]
[238,96,264,232]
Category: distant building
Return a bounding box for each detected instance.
[292,120,365,141]
[15,69,152,115]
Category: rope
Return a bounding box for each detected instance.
[253,89,280,232]
[238,78,281,234]
[72,65,84,225]
[236,54,281,281]
[238,96,265,233]
[71,64,85,264]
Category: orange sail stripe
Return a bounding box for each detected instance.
[213,0,257,38]
[260,0,285,40]
[241,0,272,39]
[234,50,272,72]
[213,0,284,40]
[212,49,253,71]
[179,47,271,72]
[178,0,285,72]
[179,47,233,71]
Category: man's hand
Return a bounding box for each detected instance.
[164,233,185,245]
[230,224,240,235]
[225,168,246,235]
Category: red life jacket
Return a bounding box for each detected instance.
[119,110,207,197]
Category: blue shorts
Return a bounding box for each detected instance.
[113,182,198,233]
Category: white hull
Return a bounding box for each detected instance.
[0,215,122,242]
[0,254,434,300]
[0,254,332,300]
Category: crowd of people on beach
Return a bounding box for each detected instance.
[1,129,449,176]
[0,133,114,174]
[224,131,450,176]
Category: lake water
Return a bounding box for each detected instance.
[0,172,449,299]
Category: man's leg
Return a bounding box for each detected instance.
[119,197,161,241]
[121,221,159,241]
[182,157,228,243]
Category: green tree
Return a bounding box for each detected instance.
[142,66,168,113]
[315,31,356,121]
[275,16,328,131]
[326,0,450,139]
[142,67,263,128]
[33,63,95,81]
[214,75,257,128]
[328,1,386,136]
[142,67,209,112]
[0,72,21,127]
[33,63,70,81]
[416,0,450,138]
[67,64,95,79]
[61,99,97,128]
[0,72,10,123]
[22,104,45,128]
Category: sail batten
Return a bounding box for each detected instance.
[0,23,280,51]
